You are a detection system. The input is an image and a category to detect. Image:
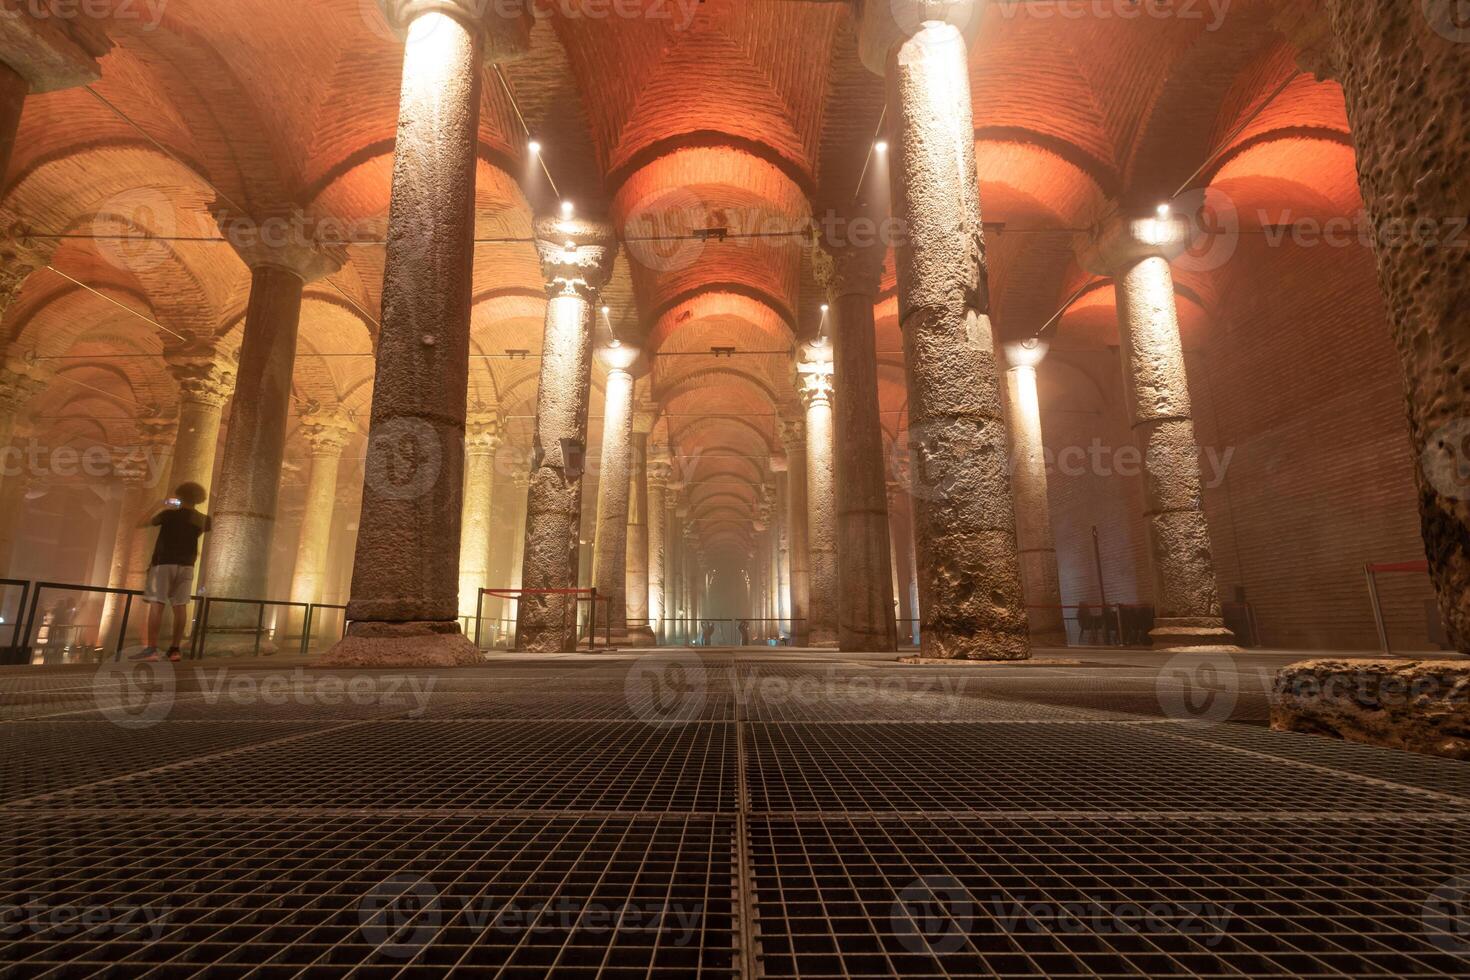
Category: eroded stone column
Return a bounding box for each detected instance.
[797,351,839,648]
[457,411,500,624]
[203,228,343,614]
[288,414,350,620]
[859,0,1030,659]
[1004,354,1066,646]
[820,239,898,651]
[327,2,530,667]
[483,457,519,637]
[517,217,617,652]
[780,418,812,644]
[624,426,656,646]
[0,364,43,514]
[772,462,792,638]
[1086,216,1235,650]
[647,451,670,643]
[887,481,920,646]
[1304,0,1470,651]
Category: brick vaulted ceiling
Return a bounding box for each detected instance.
[2,0,1357,559]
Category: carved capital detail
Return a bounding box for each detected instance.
[535,216,617,295]
[300,410,353,457]
[212,204,350,283]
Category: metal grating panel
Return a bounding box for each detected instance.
[0,812,737,978]
[747,815,1470,979]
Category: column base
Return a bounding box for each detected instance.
[920,630,1032,662]
[1149,617,1241,652]
[624,626,658,648]
[319,621,482,668]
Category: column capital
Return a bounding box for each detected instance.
[854,0,981,75]
[1080,210,1192,276]
[795,351,835,410]
[465,410,501,454]
[0,216,55,311]
[377,0,533,63]
[1270,0,1338,81]
[535,216,617,297]
[213,204,350,283]
[163,340,238,408]
[648,458,674,489]
[0,361,46,417]
[779,416,806,450]
[814,234,885,300]
[768,449,789,473]
[300,410,353,457]
[0,9,109,92]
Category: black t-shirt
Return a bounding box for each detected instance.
[149,508,211,568]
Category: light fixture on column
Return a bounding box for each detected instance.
[1156,203,1171,219]
[560,200,574,218]
[528,140,541,155]
[874,140,888,154]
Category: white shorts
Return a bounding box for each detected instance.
[144,564,195,607]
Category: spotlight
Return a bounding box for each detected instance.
[610,338,622,349]
[1156,203,1171,219]
[820,303,829,313]
[600,305,610,315]
[563,240,575,250]
[560,200,574,218]
[528,140,541,155]
[874,140,888,154]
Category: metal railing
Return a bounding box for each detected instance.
[1,578,31,663]
[476,587,613,651]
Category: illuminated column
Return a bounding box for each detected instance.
[457,411,500,624]
[859,0,1030,659]
[97,423,174,645]
[647,451,671,643]
[1296,0,1470,650]
[887,481,921,646]
[0,364,43,520]
[797,350,839,648]
[203,227,343,615]
[480,454,518,637]
[1004,353,1067,646]
[591,357,637,643]
[780,417,812,645]
[773,462,792,637]
[327,1,531,667]
[1086,215,1235,650]
[821,239,898,651]
[518,217,617,652]
[288,414,352,619]
[624,425,657,646]
[161,344,235,496]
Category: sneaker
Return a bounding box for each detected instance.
[167,648,183,662]
[128,647,159,662]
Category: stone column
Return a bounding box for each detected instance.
[887,481,920,646]
[624,426,657,646]
[1085,216,1235,649]
[0,364,43,519]
[457,411,500,625]
[1004,352,1067,646]
[161,343,235,497]
[773,462,792,638]
[484,456,520,637]
[797,352,839,648]
[819,238,898,651]
[647,451,671,643]
[327,1,531,667]
[288,413,351,628]
[591,357,637,644]
[517,218,617,652]
[859,0,1030,659]
[1297,0,1470,651]
[203,232,343,616]
[780,418,812,645]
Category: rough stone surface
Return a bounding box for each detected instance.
[0,64,27,183]
[288,415,351,615]
[821,239,898,653]
[329,15,482,664]
[623,430,656,646]
[161,343,235,496]
[1322,0,1470,653]
[879,21,1030,661]
[1272,658,1470,760]
[646,455,669,641]
[457,413,499,620]
[780,418,812,646]
[593,367,635,641]
[1109,248,1236,651]
[320,620,481,668]
[517,217,616,653]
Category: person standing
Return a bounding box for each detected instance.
[131,482,210,662]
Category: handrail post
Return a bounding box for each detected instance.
[474,588,484,649]
[1365,562,1391,655]
[254,603,265,658]
[115,593,135,662]
[300,604,314,657]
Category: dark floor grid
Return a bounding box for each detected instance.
[1151,722,1470,802]
[0,812,738,979]
[0,721,332,803]
[417,690,737,722]
[747,815,1470,979]
[17,721,737,813]
[743,722,1470,814]
[738,687,1114,724]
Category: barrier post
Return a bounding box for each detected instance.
[1365,562,1391,655]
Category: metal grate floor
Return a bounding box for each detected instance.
[3,647,1469,977]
